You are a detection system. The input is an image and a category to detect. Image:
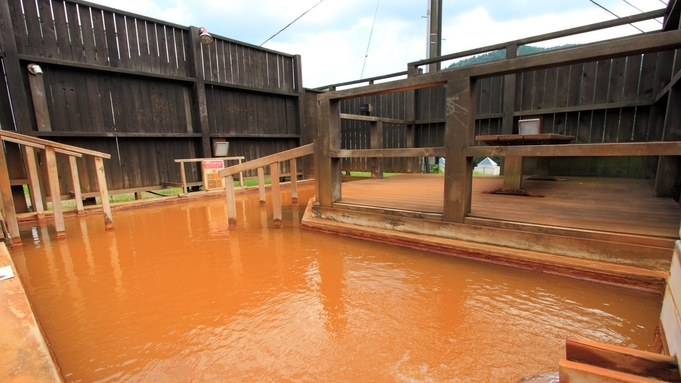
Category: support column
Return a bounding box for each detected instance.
[316,99,342,207]
[187,26,212,157]
[427,0,443,73]
[257,167,266,206]
[94,157,113,230]
[0,142,20,244]
[270,163,282,228]
[655,84,681,199]
[179,162,188,195]
[225,175,237,228]
[45,147,65,238]
[443,77,475,223]
[503,156,523,189]
[68,156,84,215]
[290,159,298,205]
[24,146,45,221]
[370,121,384,178]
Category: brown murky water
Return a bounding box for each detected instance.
[10,186,661,382]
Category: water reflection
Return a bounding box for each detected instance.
[9,186,662,382]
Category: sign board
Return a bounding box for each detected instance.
[202,160,225,190]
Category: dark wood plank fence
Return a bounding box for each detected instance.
[0,0,310,200]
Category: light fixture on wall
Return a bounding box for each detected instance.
[199,27,214,45]
[27,63,43,76]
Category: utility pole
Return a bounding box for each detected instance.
[427,0,443,73]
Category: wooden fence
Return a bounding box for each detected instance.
[0,0,310,210]
[330,7,679,184]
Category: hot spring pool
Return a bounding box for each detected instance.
[9,186,661,382]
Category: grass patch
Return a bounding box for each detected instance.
[348,172,403,177]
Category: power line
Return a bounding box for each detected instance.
[360,0,381,79]
[260,0,326,46]
[621,0,663,24]
[589,0,645,32]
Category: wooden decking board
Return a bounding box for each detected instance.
[339,174,681,239]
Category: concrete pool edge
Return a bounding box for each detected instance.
[301,200,669,295]
[0,243,63,382]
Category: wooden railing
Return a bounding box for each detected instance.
[218,143,315,227]
[0,130,112,245]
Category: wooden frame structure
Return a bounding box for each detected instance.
[0,131,112,245]
[315,13,681,220]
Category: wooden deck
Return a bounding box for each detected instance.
[339,174,680,239]
[303,174,681,293]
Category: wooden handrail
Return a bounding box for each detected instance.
[218,143,314,177]
[0,130,111,159]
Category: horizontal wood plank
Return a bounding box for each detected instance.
[218,143,314,177]
[565,337,680,382]
[0,130,109,158]
[558,359,665,382]
[464,141,681,157]
[340,113,412,125]
[330,148,447,158]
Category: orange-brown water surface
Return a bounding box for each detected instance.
[10,186,661,382]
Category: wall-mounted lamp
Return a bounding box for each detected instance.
[199,27,214,45]
[27,63,43,76]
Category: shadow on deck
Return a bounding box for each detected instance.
[302,174,681,294]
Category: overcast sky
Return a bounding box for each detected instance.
[84,0,667,88]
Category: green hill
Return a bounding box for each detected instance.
[446,45,575,69]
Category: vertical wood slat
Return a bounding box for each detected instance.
[68,155,84,214]
[65,2,85,63]
[270,162,282,228]
[94,156,113,230]
[47,0,68,60]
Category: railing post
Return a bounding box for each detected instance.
[257,167,266,206]
[316,99,342,207]
[68,156,84,215]
[94,157,114,230]
[270,163,282,228]
[369,121,384,178]
[290,159,298,205]
[0,142,20,244]
[179,162,188,195]
[225,175,237,228]
[443,77,475,223]
[45,147,66,238]
[23,146,45,221]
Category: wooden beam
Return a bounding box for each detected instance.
[94,157,113,231]
[443,77,475,223]
[464,141,681,157]
[68,156,84,215]
[320,29,681,101]
[270,163,282,228]
[225,175,237,228]
[559,359,667,382]
[23,146,44,221]
[655,84,681,198]
[186,26,212,158]
[565,337,680,382]
[315,99,342,207]
[340,113,412,125]
[0,130,109,158]
[44,147,65,239]
[330,147,447,158]
[257,167,266,206]
[219,144,314,177]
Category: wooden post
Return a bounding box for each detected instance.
[24,146,45,221]
[290,158,298,205]
[257,167,266,206]
[316,99,342,207]
[187,26,212,158]
[0,141,20,244]
[45,147,66,238]
[503,156,524,189]
[225,175,237,228]
[654,84,681,199]
[68,156,84,215]
[27,71,52,132]
[443,77,475,223]
[179,162,188,195]
[369,120,384,178]
[270,163,282,228]
[94,157,113,230]
[406,65,418,173]
[238,158,244,188]
[427,0,443,73]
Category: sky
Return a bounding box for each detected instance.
[83,0,668,88]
